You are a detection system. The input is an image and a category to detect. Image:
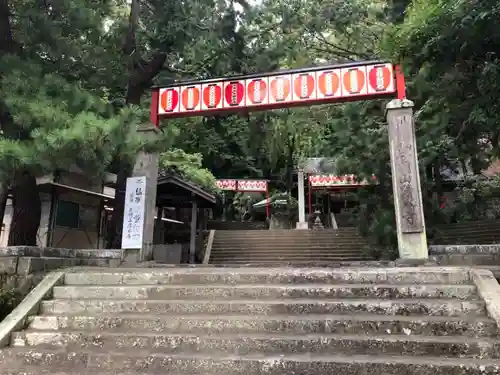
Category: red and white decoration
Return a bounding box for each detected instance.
[201,82,223,110]
[236,180,268,192]
[215,179,237,190]
[309,174,371,187]
[246,78,269,106]
[269,75,292,104]
[341,66,367,97]
[316,70,341,99]
[367,63,394,95]
[158,87,180,114]
[216,179,270,217]
[180,85,201,112]
[224,80,245,107]
[156,62,397,118]
[292,72,316,101]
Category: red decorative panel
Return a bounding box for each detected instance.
[155,62,398,119]
[269,75,292,104]
[201,82,223,110]
[216,179,237,190]
[367,63,395,94]
[246,78,268,106]
[316,69,341,99]
[180,85,201,112]
[292,72,316,101]
[224,81,245,107]
[309,174,370,187]
[159,88,180,114]
[341,66,367,97]
[237,179,268,192]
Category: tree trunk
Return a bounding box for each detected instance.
[105,0,167,249]
[106,161,133,248]
[0,182,8,229]
[8,171,41,246]
[0,0,15,54]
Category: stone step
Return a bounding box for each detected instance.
[51,284,478,300]
[211,241,369,246]
[208,260,388,266]
[63,268,471,286]
[212,237,366,241]
[209,256,373,262]
[210,250,368,255]
[40,298,487,317]
[211,241,368,245]
[430,254,500,266]
[210,246,367,251]
[3,348,500,374]
[10,332,500,358]
[213,229,359,234]
[23,313,496,336]
[0,368,185,375]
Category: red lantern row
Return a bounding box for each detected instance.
[158,63,395,117]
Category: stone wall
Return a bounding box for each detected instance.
[0,246,122,306]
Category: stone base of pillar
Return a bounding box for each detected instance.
[296,222,309,230]
[121,249,141,266]
[397,231,428,260]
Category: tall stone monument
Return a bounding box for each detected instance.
[386,99,428,259]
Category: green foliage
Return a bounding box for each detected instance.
[0,56,141,181]
[159,149,217,191]
[0,285,22,321]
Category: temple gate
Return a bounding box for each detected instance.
[128,60,427,261]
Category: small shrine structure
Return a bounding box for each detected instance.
[215,179,270,218]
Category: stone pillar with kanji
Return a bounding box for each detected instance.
[131,124,160,262]
[296,168,308,229]
[386,99,428,259]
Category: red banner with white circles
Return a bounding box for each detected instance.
[157,62,397,118]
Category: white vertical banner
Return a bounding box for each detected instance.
[121,176,147,249]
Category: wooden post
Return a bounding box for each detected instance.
[189,200,198,264]
[386,99,428,259]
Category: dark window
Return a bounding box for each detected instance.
[55,200,80,228]
[78,205,98,230]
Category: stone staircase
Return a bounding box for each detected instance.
[433,220,500,245]
[2,267,500,374]
[209,228,372,264]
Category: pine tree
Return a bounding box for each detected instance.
[0,0,140,245]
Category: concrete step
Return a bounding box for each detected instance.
[0,368,185,375]
[51,284,478,300]
[430,254,500,266]
[207,260,388,266]
[210,245,367,251]
[212,237,367,241]
[211,238,368,243]
[23,313,496,336]
[4,348,500,374]
[209,256,373,262]
[63,268,471,286]
[40,298,487,317]
[211,240,369,245]
[209,254,371,259]
[10,332,500,358]
[208,251,366,257]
